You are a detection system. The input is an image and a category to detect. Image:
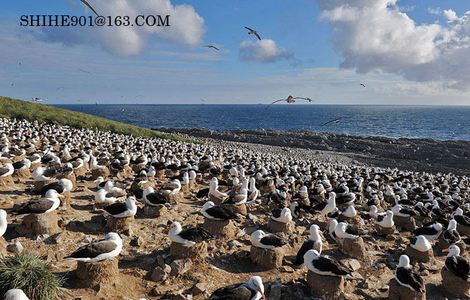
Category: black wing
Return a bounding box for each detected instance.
[196,188,210,198]
[311,201,327,212]
[321,118,342,127]
[265,99,285,109]
[445,256,470,281]
[259,234,285,247]
[67,240,116,259]
[210,283,255,299]
[36,182,64,196]
[315,256,350,276]
[80,0,99,16]
[179,226,214,242]
[294,239,315,266]
[396,267,424,292]
[206,206,238,220]
[104,203,127,215]
[146,192,167,205]
[244,26,255,32]
[254,32,261,40]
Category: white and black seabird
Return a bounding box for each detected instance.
[395,255,425,293]
[443,245,470,282]
[143,187,169,207]
[103,196,137,218]
[413,223,442,241]
[271,207,292,223]
[303,249,352,278]
[250,230,286,249]
[410,235,432,252]
[0,162,14,177]
[0,209,7,238]
[210,276,265,300]
[294,224,323,266]
[168,221,213,246]
[201,201,239,221]
[66,232,122,262]
[4,289,30,300]
[15,190,61,214]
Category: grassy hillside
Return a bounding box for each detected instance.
[0,96,190,142]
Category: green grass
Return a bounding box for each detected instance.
[0,253,63,300]
[0,96,191,142]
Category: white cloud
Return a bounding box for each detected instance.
[315,0,470,90]
[37,0,205,55]
[239,39,292,63]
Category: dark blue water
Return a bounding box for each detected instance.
[54,105,470,141]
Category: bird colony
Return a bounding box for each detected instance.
[0,117,469,300]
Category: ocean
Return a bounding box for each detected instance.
[54,104,470,141]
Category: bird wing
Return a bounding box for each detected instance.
[80,0,99,16]
[210,283,254,299]
[294,239,315,265]
[265,99,286,109]
[254,32,262,40]
[260,234,285,247]
[294,97,313,102]
[244,26,255,32]
[321,118,342,126]
[396,267,424,292]
[317,256,350,275]
[68,240,116,258]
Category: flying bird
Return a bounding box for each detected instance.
[244,26,261,40]
[360,83,366,88]
[266,95,313,109]
[80,0,99,17]
[78,68,92,74]
[31,97,43,103]
[321,117,342,127]
[205,45,220,51]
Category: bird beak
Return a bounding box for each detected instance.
[442,248,449,253]
[259,289,266,300]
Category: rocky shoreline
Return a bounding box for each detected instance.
[156,128,470,175]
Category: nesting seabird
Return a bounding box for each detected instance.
[311,192,336,216]
[294,224,323,266]
[223,187,248,205]
[453,207,470,228]
[271,207,292,223]
[413,223,442,241]
[95,188,118,205]
[143,187,169,207]
[15,190,61,214]
[4,289,30,300]
[0,162,14,177]
[66,232,122,262]
[303,250,352,278]
[394,255,425,293]
[168,221,213,246]
[376,210,394,228]
[201,201,239,221]
[250,230,286,249]
[410,235,432,252]
[210,276,265,300]
[443,245,470,281]
[442,219,461,244]
[103,196,137,218]
[36,178,73,196]
[335,222,359,239]
[0,209,7,238]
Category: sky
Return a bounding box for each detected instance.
[0,0,469,105]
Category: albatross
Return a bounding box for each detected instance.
[244,26,261,40]
[201,201,239,221]
[294,224,323,266]
[15,190,62,214]
[205,45,220,51]
[0,209,7,238]
[210,276,266,300]
[443,245,470,282]
[303,249,352,278]
[4,289,30,300]
[66,232,122,262]
[168,221,213,246]
[103,196,137,218]
[395,255,425,293]
[266,95,313,109]
[250,230,286,249]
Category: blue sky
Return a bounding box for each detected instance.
[0,0,469,105]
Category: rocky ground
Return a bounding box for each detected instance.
[0,141,463,300]
[157,128,470,176]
